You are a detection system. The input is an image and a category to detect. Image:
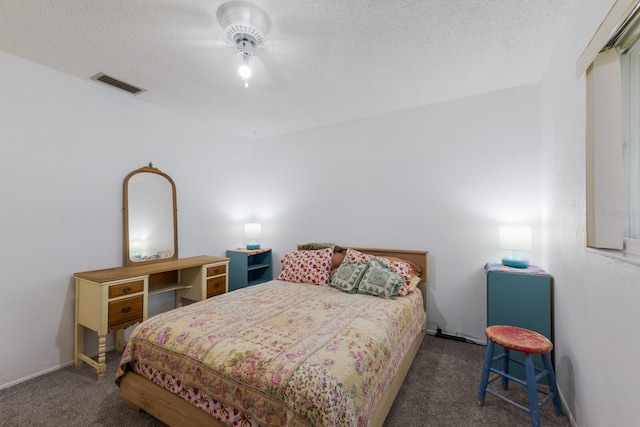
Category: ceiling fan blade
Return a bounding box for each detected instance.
[189,39,232,49]
[247,56,277,86]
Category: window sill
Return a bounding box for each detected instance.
[586,245,640,267]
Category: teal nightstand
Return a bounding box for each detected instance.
[484,263,553,383]
[226,248,273,292]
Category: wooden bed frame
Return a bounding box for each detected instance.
[119,247,429,427]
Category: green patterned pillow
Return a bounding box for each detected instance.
[357,257,403,299]
[330,258,368,293]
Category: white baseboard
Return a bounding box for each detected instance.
[0,344,117,391]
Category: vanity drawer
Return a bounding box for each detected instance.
[207,276,226,297]
[108,295,143,329]
[108,280,144,299]
[207,264,227,277]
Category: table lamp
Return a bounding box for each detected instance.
[500,225,531,268]
[244,223,261,250]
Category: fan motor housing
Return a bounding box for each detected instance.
[217,1,271,49]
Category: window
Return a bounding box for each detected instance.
[619,21,640,239]
[579,0,640,254]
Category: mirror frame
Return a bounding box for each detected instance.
[123,163,178,267]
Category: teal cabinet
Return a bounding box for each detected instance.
[226,249,273,292]
[485,263,553,382]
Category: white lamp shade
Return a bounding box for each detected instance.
[499,225,532,251]
[244,223,261,240]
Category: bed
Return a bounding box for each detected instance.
[116,246,428,427]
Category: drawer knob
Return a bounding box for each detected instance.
[123,286,132,293]
[214,268,220,274]
[121,306,132,313]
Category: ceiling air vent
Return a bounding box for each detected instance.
[90,73,146,95]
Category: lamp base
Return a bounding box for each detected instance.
[502,251,529,269]
[246,242,260,250]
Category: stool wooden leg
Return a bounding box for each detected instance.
[501,347,510,390]
[477,341,494,405]
[542,353,564,416]
[524,354,541,427]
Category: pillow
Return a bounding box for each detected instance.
[383,256,422,278]
[298,242,344,252]
[277,247,334,285]
[357,257,403,299]
[330,258,368,293]
[344,247,372,263]
[345,248,414,296]
[331,251,345,270]
[408,275,422,292]
[299,243,345,269]
[379,257,414,296]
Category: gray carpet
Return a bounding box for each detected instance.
[0,335,571,426]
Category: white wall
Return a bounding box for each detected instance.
[540,1,640,425]
[251,84,543,344]
[0,51,251,388]
[0,46,545,388]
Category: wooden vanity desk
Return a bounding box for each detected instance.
[74,255,229,379]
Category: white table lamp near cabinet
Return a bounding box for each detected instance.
[244,222,261,250]
[499,225,532,268]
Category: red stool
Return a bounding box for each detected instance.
[477,325,563,427]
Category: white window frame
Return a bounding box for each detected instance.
[621,38,640,240]
[579,0,640,263]
[586,49,624,251]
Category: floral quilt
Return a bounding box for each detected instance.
[116,280,426,427]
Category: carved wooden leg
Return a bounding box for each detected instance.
[97,334,107,380]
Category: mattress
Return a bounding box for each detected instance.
[116,279,426,426]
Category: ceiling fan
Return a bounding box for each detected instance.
[216,1,271,88]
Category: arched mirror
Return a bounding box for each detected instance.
[123,163,178,266]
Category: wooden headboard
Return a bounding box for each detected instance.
[297,245,429,311]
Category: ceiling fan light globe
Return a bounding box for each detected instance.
[239,64,252,78]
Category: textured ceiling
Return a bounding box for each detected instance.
[0,0,576,139]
